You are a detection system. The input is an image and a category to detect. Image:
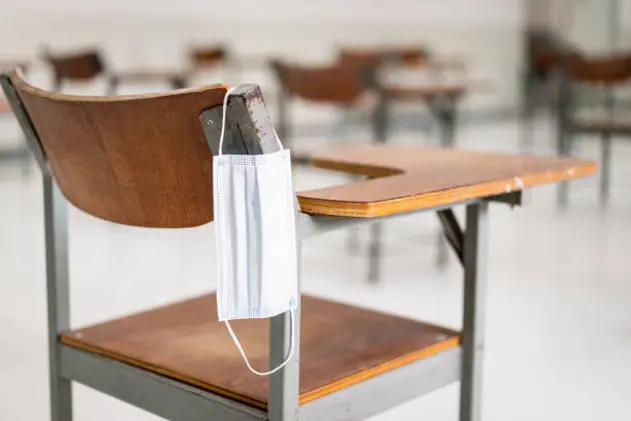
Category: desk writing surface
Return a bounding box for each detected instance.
[296,146,597,217]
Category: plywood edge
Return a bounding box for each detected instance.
[297,162,598,217]
[297,335,460,405]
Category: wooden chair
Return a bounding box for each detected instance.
[189,45,229,69]
[556,53,631,206]
[0,68,595,421]
[43,47,188,93]
[339,46,470,149]
[521,31,582,150]
[271,59,393,282]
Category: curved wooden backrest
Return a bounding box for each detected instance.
[10,70,228,227]
[271,60,366,104]
[43,48,106,83]
[568,54,631,85]
[189,46,228,68]
[339,47,430,67]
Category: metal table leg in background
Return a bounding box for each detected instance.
[600,130,612,206]
[368,222,382,283]
[459,201,489,421]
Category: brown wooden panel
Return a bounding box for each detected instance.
[61,293,459,409]
[570,54,631,85]
[113,70,188,82]
[271,60,366,104]
[11,70,227,227]
[45,49,105,81]
[297,146,598,217]
[190,46,228,67]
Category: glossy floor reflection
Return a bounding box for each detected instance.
[1,116,630,420]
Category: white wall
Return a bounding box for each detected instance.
[2,0,523,110]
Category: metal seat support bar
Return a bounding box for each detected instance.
[300,347,461,421]
[59,344,267,421]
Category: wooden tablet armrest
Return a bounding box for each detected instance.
[296,146,597,218]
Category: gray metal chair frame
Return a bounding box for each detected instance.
[1,73,498,421]
[556,55,631,207]
[0,62,31,173]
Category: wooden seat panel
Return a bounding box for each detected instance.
[61,294,459,409]
[297,146,597,217]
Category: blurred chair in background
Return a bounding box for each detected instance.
[557,53,631,207]
[42,47,188,93]
[339,46,469,149]
[521,31,581,150]
[0,66,596,421]
[187,44,232,85]
[0,60,31,174]
[272,59,388,282]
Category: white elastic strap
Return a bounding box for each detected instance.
[218,86,284,156]
[218,86,238,156]
[224,310,295,376]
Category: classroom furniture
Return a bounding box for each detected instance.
[42,47,188,93]
[0,69,596,421]
[521,31,580,149]
[556,53,631,206]
[271,59,387,281]
[339,46,469,148]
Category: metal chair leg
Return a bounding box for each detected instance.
[556,126,571,209]
[43,176,74,421]
[459,201,489,421]
[268,237,301,421]
[600,131,612,207]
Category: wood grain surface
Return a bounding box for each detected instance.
[11,70,227,227]
[298,146,598,217]
[62,294,459,409]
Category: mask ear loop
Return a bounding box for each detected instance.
[218,85,295,376]
[225,310,295,376]
[218,86,238,157]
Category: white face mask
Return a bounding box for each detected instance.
[213,87,298,376]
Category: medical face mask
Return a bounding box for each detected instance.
[213,87,298,376]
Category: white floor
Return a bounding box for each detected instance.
[1,115,631,421]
